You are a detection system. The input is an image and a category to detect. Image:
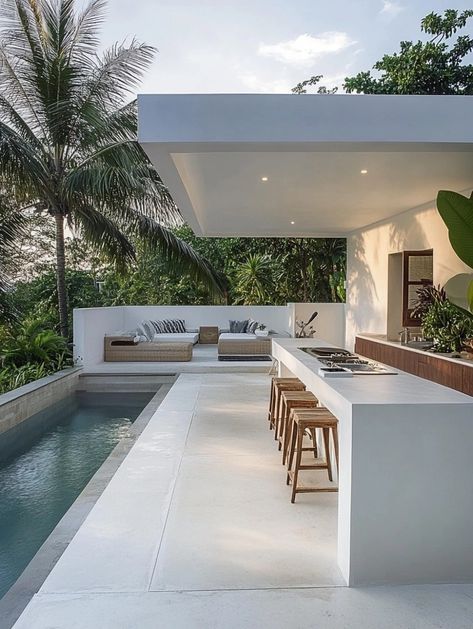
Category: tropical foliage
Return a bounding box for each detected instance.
[437,190,473,269]
[0,317,72,394]
[234,254,284,305]
[294,9,473,95]
[2,318,70,367]
[0,0,223,338]
[421,299,473,353]
[437,191,473,313]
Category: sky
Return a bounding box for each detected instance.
[100,0,473,94]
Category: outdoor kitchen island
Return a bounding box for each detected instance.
[272,337,473,587]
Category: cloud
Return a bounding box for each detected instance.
[258,32,355,65]
[380,1,404,17]
[238,73,292,93]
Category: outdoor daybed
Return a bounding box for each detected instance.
[218,333,272,360]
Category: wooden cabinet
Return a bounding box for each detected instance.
[462,366,473,396]
[355,336,470,396]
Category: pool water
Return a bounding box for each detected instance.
[0,391,153,600]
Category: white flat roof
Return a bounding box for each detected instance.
[138,94,473,237]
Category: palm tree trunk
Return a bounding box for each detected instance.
[54,213,68,338]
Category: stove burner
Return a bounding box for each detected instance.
[299,346,398,375]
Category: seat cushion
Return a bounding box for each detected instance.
[219,333,257,341]
[153,332,199,344]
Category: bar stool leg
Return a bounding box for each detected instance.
[322,427,333,482]
[332,424,339,474]
[286,414,298,485]
[291,425,304,503]
[309,427,318,458]
[274,391,283,442]
[282,407,292,464]
[268,380,276,429]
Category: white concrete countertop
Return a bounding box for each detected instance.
[272,337,473,588]
[356,333,473,368]
[272,337,473,408]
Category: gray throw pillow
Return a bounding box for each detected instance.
[229,319,248,333]
[140,320,155,341]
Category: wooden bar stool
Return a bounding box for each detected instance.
[286,408,339,503]
[268,378,305,429]
[279,390,318,464]
[269,378,306,435]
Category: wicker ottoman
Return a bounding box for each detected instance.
[104,336,193,362]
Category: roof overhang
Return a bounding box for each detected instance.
[138,94,473,237]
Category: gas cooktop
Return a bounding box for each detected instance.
[300,347,356,359]
[299,346,397,375]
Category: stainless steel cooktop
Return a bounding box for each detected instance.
[300,347,397,375]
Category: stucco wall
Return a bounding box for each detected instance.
[346,196,472,349]
[290,303,345,347]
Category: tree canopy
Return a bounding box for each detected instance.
[294,9,473,95]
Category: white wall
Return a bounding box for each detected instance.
[121,305,290,334]
[345,196,472,349]
[290,303,346,348]
[74,303,346,369]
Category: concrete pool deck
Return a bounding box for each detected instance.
[12,374,473,628]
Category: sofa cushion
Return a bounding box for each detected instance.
[229,319,248,333]
[219,333,257,341]
[153,332,199,345]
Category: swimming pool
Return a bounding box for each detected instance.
[0,390,153,600]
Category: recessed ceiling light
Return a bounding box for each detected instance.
[360,169,368,175]
[261,176,268,182]
[290,221,295,225]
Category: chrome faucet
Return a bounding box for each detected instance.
[399,328,411,345]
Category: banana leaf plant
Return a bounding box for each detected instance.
[437,190,473,313]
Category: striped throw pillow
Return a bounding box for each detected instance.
[152,319,186,334]
[247,318,259,334]
[151,320,165,333]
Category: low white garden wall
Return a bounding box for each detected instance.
[73,303,346,369]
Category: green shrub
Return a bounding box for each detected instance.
[0,317,73,394]
[0,363,50,394]
[422,300,473,353]
[2,318,71,368]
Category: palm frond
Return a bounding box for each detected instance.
[119,207,226,296]
[68,0,107,65]
[64,138,177,223]
[0,193,28,291]
[72,204,136,268]
[65,39,156,158]
[0,121,51,197]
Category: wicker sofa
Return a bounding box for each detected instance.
[104,335,193,362]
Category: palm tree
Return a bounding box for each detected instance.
[0,0,223,337]
[235,253,283,305]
